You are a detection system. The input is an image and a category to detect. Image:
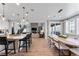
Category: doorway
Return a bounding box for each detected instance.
[31,23,45,38]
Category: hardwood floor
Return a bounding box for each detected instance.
[9,33,58,56]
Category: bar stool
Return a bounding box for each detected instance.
[0,37,16,56]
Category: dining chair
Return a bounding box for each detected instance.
[27,33,32,48]
[18,34,28,52]
[0,37,16,56]
[18,33,32,52]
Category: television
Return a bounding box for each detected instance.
[31,28,37,33]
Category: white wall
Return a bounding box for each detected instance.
[0,19,9,52]
[0,20,9,30]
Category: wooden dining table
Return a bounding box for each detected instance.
[0,33,29,53]
[0,33,28,40]
[7,34,27,40]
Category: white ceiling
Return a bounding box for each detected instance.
[0,3,79,22]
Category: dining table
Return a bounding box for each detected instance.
[7,34,27,40]
[0,33,29,53]
[0,33,29,40]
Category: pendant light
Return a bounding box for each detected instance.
[17,13,20,25]
[25,12,28,16]
[2,3,6,21]
[22,7,25,22]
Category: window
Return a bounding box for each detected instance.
[65,18,76,34]
[51,23,61,35]
[69,19,76,33]
[55,24,61,32]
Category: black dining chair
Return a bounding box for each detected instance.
[0,37,16,56]
[18,35,28,52]
[27,33,32,48]
[18,33,32,52]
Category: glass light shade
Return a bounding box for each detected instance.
[25,14,28,16]
[17,22,19,25]
[2,17,5,21]
[23,19,25,22]
[26,21,29,24]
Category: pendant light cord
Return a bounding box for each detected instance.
[22,7,25,19]
[2,3,5,17]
